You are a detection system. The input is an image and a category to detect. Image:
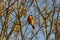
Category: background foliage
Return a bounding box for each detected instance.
[0,0,60,40]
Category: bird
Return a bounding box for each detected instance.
[27,15,35,29]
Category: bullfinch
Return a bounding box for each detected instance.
[27,15,35,29]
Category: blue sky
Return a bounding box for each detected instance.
[0,0,60,40]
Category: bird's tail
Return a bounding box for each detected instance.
[32,25,35,29]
